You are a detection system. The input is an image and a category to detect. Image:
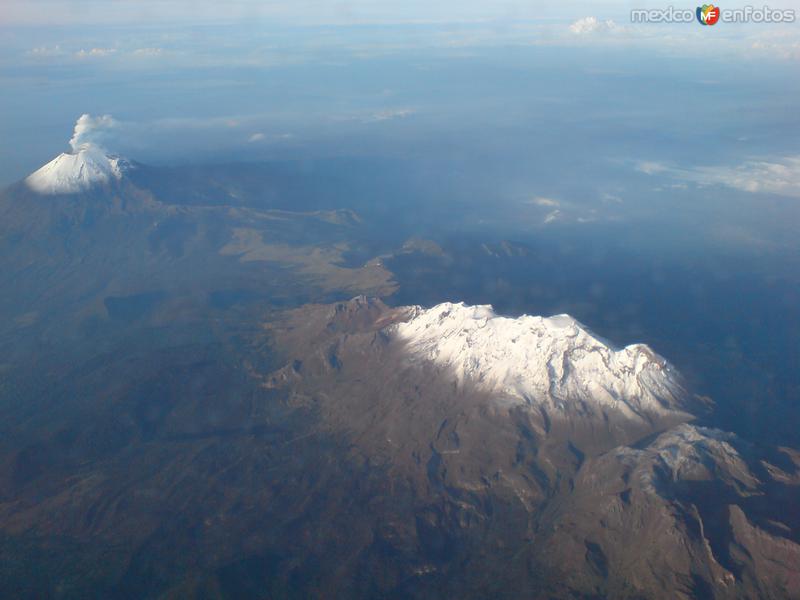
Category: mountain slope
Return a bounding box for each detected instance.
[252,297,800,599]
[0,274,797,597]
[537,423,800,598]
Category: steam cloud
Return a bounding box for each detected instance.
[69,114,119,152]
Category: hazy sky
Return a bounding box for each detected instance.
[5,0,800,26]
[1,1,798,254]
[5,0,795,26]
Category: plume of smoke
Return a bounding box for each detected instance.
[69,114,119,152]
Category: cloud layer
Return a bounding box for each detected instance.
[695,156,800,198]
[638,156,800,198]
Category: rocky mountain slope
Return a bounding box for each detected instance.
[0,287,798,598]
[251,297,800,599]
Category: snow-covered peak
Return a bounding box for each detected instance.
[393,302,687,419]
[25,143,130,195]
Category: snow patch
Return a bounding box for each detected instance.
[25,144,130,195]
[393,302,686,418]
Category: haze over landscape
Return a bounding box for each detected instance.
[1,1,799,598]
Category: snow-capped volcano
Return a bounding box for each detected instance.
[25,143,131,195]
[23,113,132,195]
[393,302,687,419]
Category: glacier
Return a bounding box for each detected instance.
[393,302,687,419]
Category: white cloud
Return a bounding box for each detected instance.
[75,47,117,58]
[636,161,668,175]
[131,47,164,57]
[695,156,800,197]
[543,209,562,224]
[569,16,619,35]
[749,31,800,60]
[27,45,63,57]
[248,132,294,143]
[755,41,800,60]
[601,192,623,204]
[334,108,416,123]
[364,108,415,122]
[637,155,800,198]
[527,196,560,207]
[520,194,609,226]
